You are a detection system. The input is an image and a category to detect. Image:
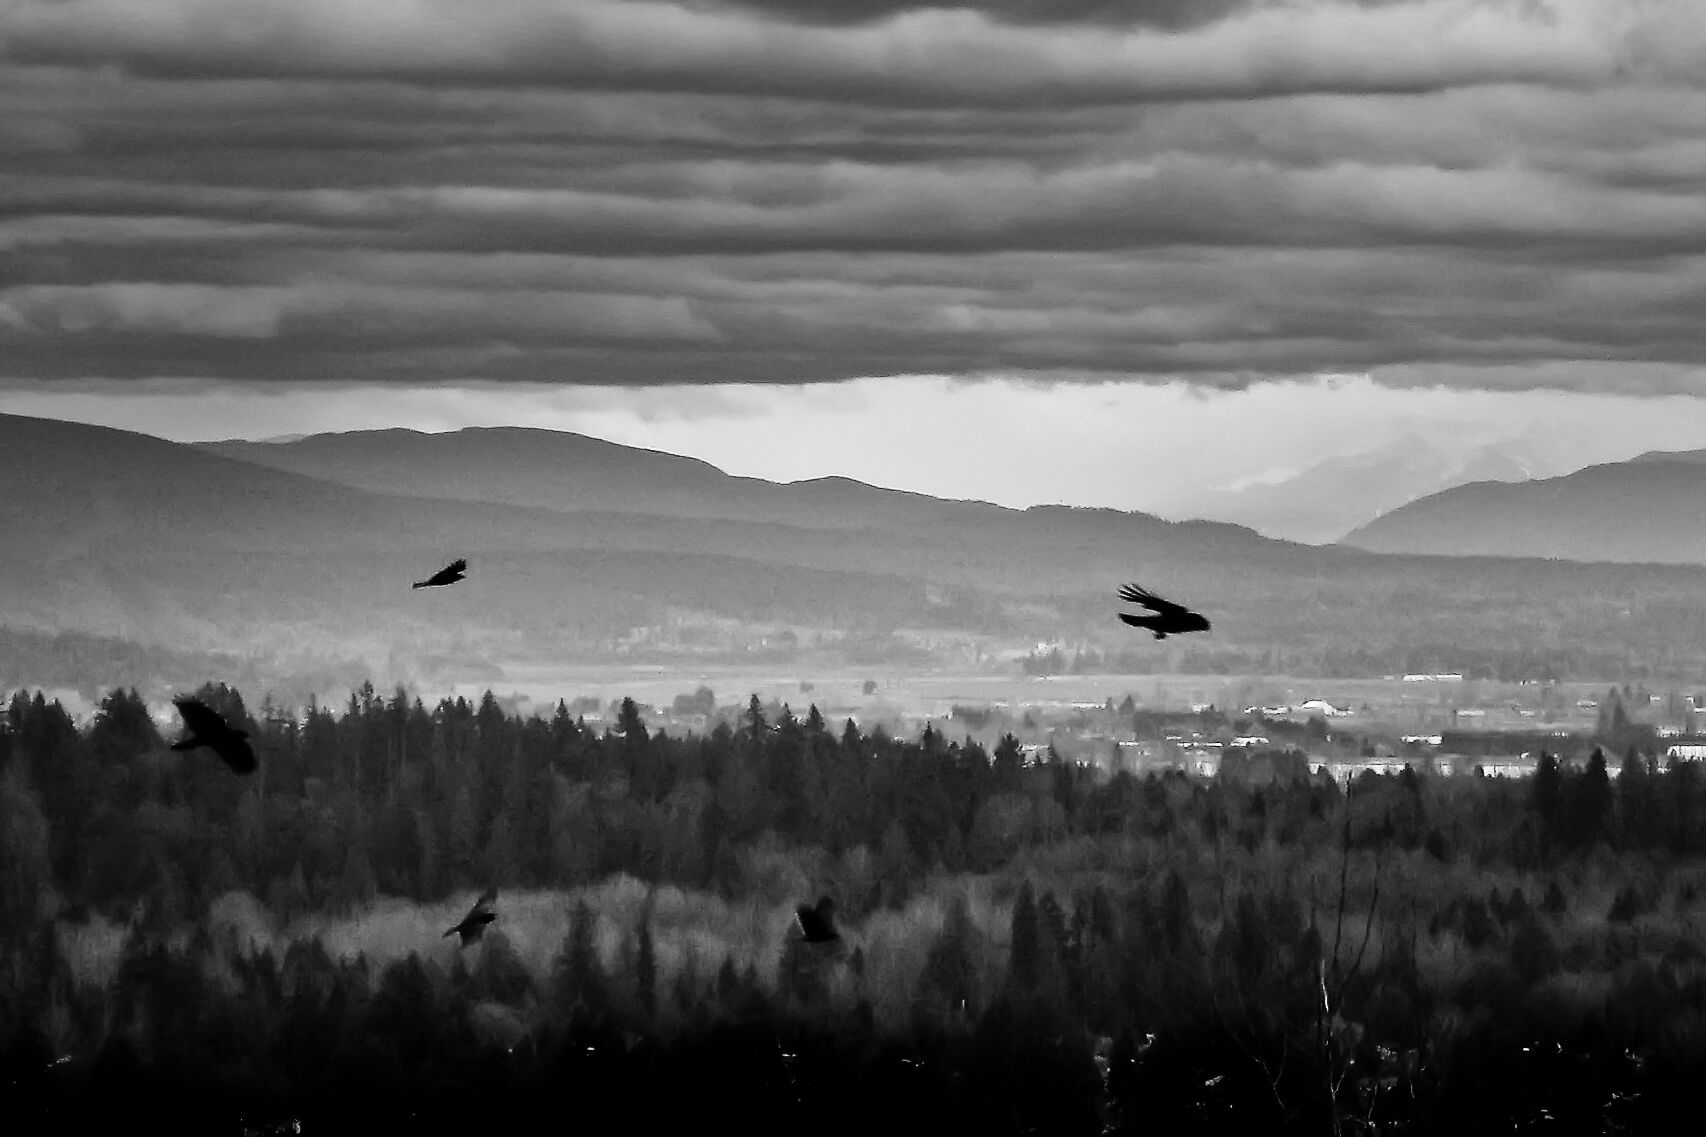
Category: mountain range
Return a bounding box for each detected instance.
[1146,433,1538,545]
[202,428,999,533]
[8,412,1706,697]
[1342,448,1706,565]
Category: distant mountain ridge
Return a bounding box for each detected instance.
[1342,452,1706,564]
[1629,447,1706,466]
[5,412,1303,679]
[1144,432,1540,545]
[11,413,1706,688]
[202,427,1007,533]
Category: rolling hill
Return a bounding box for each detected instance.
[201,427,999,533]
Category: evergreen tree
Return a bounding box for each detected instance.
[992,733,1024,793]
[553,899,607,1018]
[635,900,657,1022]
[1159,868,1197,957]
[0,766,51,939]
[1035,891,1070,1009]
[618,697,647,744]
[89,688,159,765]
[1533,750,1562,850]
[1668,755,1701,854]
[1619,746,1652,847]
[1007,878,1041,996]
[337,838,377,912]
[1567,747,1613,849]
[916,891,979,1025]
[715,955,740,1008]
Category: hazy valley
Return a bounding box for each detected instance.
[9,414,1706,714]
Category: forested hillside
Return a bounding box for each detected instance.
[4,685,1706,1133]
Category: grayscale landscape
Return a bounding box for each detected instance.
[4,0,1706,1134]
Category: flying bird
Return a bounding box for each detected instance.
[413,558,467,590]
[171,697,257,775]
[445,886,498,947]
[795,896,840,944]
[1116,584,1211,640]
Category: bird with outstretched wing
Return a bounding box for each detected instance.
[1116,584,1211,640]
[413,558,467,590]
[444,886,499,946]
[171,696,258,775]
[795,896,840,943]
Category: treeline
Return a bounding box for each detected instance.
[0,628,259,701]
[1021,641,1684,683]
[7,684,1706,1133]
[0,627,364,709]
[2,681,1126,924]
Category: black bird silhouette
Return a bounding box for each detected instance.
[171,696,257,774]
[1116,584,1211,640]
[445,886,498,946]
[795,896,840,943]
[413,558,467,589]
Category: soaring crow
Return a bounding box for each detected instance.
[1116,584,1211,640]
[445,886,498,946]
[171,696,257,774]
[413,558,467,589]
[795,896,840,943]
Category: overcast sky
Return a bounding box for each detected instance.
[4,0,1705,531]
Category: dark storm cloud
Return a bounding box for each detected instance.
[2,0,1705,394]
[9,155,1705,258]
[693,0,1256,33]
[0,0,1652,106]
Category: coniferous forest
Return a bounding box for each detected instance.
[5,684,1706,1134]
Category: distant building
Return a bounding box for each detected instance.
[1430,753,1470,776]
[1315,756,1413,783]
[1116,740,1156,769]
[1667,744,1706,762]
[1481,756,1539,778]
